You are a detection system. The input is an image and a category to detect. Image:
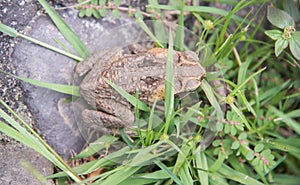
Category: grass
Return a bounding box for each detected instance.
[0,0,300,184]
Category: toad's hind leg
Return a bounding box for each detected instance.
[81,108,134,134]
[81,97,135,133]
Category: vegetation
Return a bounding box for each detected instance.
[0,0,299,184]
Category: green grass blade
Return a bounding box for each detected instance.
[207,156,265,185]
[0,120,33,147]
[0,99,82,182]
[73,135,118,159]
[97,166,141,185]
[196,151,209,185]
[164,29,175,134]
[217,0,251,48]
[178,163,193,185]
[0,23,18,36]
[174,1,185,50]
[0,23,82,61]
[0,70,80,96]
[103,77,149,112]
[136,18,164,48]
[201,80,224,119]
[230,67,266,96]
[268,105,300,135]
[154,159,184,185]
[38,0,89,58]
[147,4,243,22]
[229,102,252,131]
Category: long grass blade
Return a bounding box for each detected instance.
[103,77,149,112]
[164,28,175,134]
[38,0,89,58]
[0,69,80,96]
[0,23,82,61]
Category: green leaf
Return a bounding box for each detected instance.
[112,9,120,18]
[0,23,82,61]
[283,0,300,22]
[231,141,240,150]
[103,77,150,112]
[290,31,300,60]
[264,29,283,40]
[92,9,101,19]
[100,7,107,16]
[97,166,141,185]
[72,135,118,159]
[86,7,93,17]
[196,152,209,185]
[267,6,295,29]
[238,132,247,140]
[0,23,18,37]
[114,0,122,6]
[38,0,89,58]
[154,159,184,185]
[135,18,163,48]
[79,10,86,17]
[268,105,300,135]
[207,156,265,185]
[174,2,185,51]
[246,152,254,160]
[164,29,175,133]
[275,38,288,56]
[254,143,264,152]
[0,69,80,96]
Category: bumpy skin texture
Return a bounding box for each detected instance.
[75,46,206,133]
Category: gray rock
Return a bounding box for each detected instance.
[12,8,142,158]
[1,0,142,183]
[0,142,53,185]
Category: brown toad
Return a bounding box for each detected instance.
[75,45,206,133]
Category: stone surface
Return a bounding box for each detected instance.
[0,142,53,185]
[0,0,143,184]
[12,8,142,157]
[0,1,54,184]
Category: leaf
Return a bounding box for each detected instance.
[73,135,118,159]
[0,23,18,37]
[0,69,80,96]
[275,38,288,56]
[86,7,93,17]
[268,105,300,135]
[196,152,209,185]
[97,166,141,185]
[231,141,240,150]
[246,152,254,160]
[38,0,89,58]
[112,9,120,18]
[254,143,264,152]
[164,29,175,133]
[154,160,184,185]
[135,18,164,48]
[264,30,283,40]
[289,31,300,60]
[92,9,101,19]
[103,78,150,112]
[283,0,300,22]
[267,6,295,29]
[147,4,243,22]
[100,7,107,16]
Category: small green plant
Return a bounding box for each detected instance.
[77,0,122,18]
[265,5,300,60]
